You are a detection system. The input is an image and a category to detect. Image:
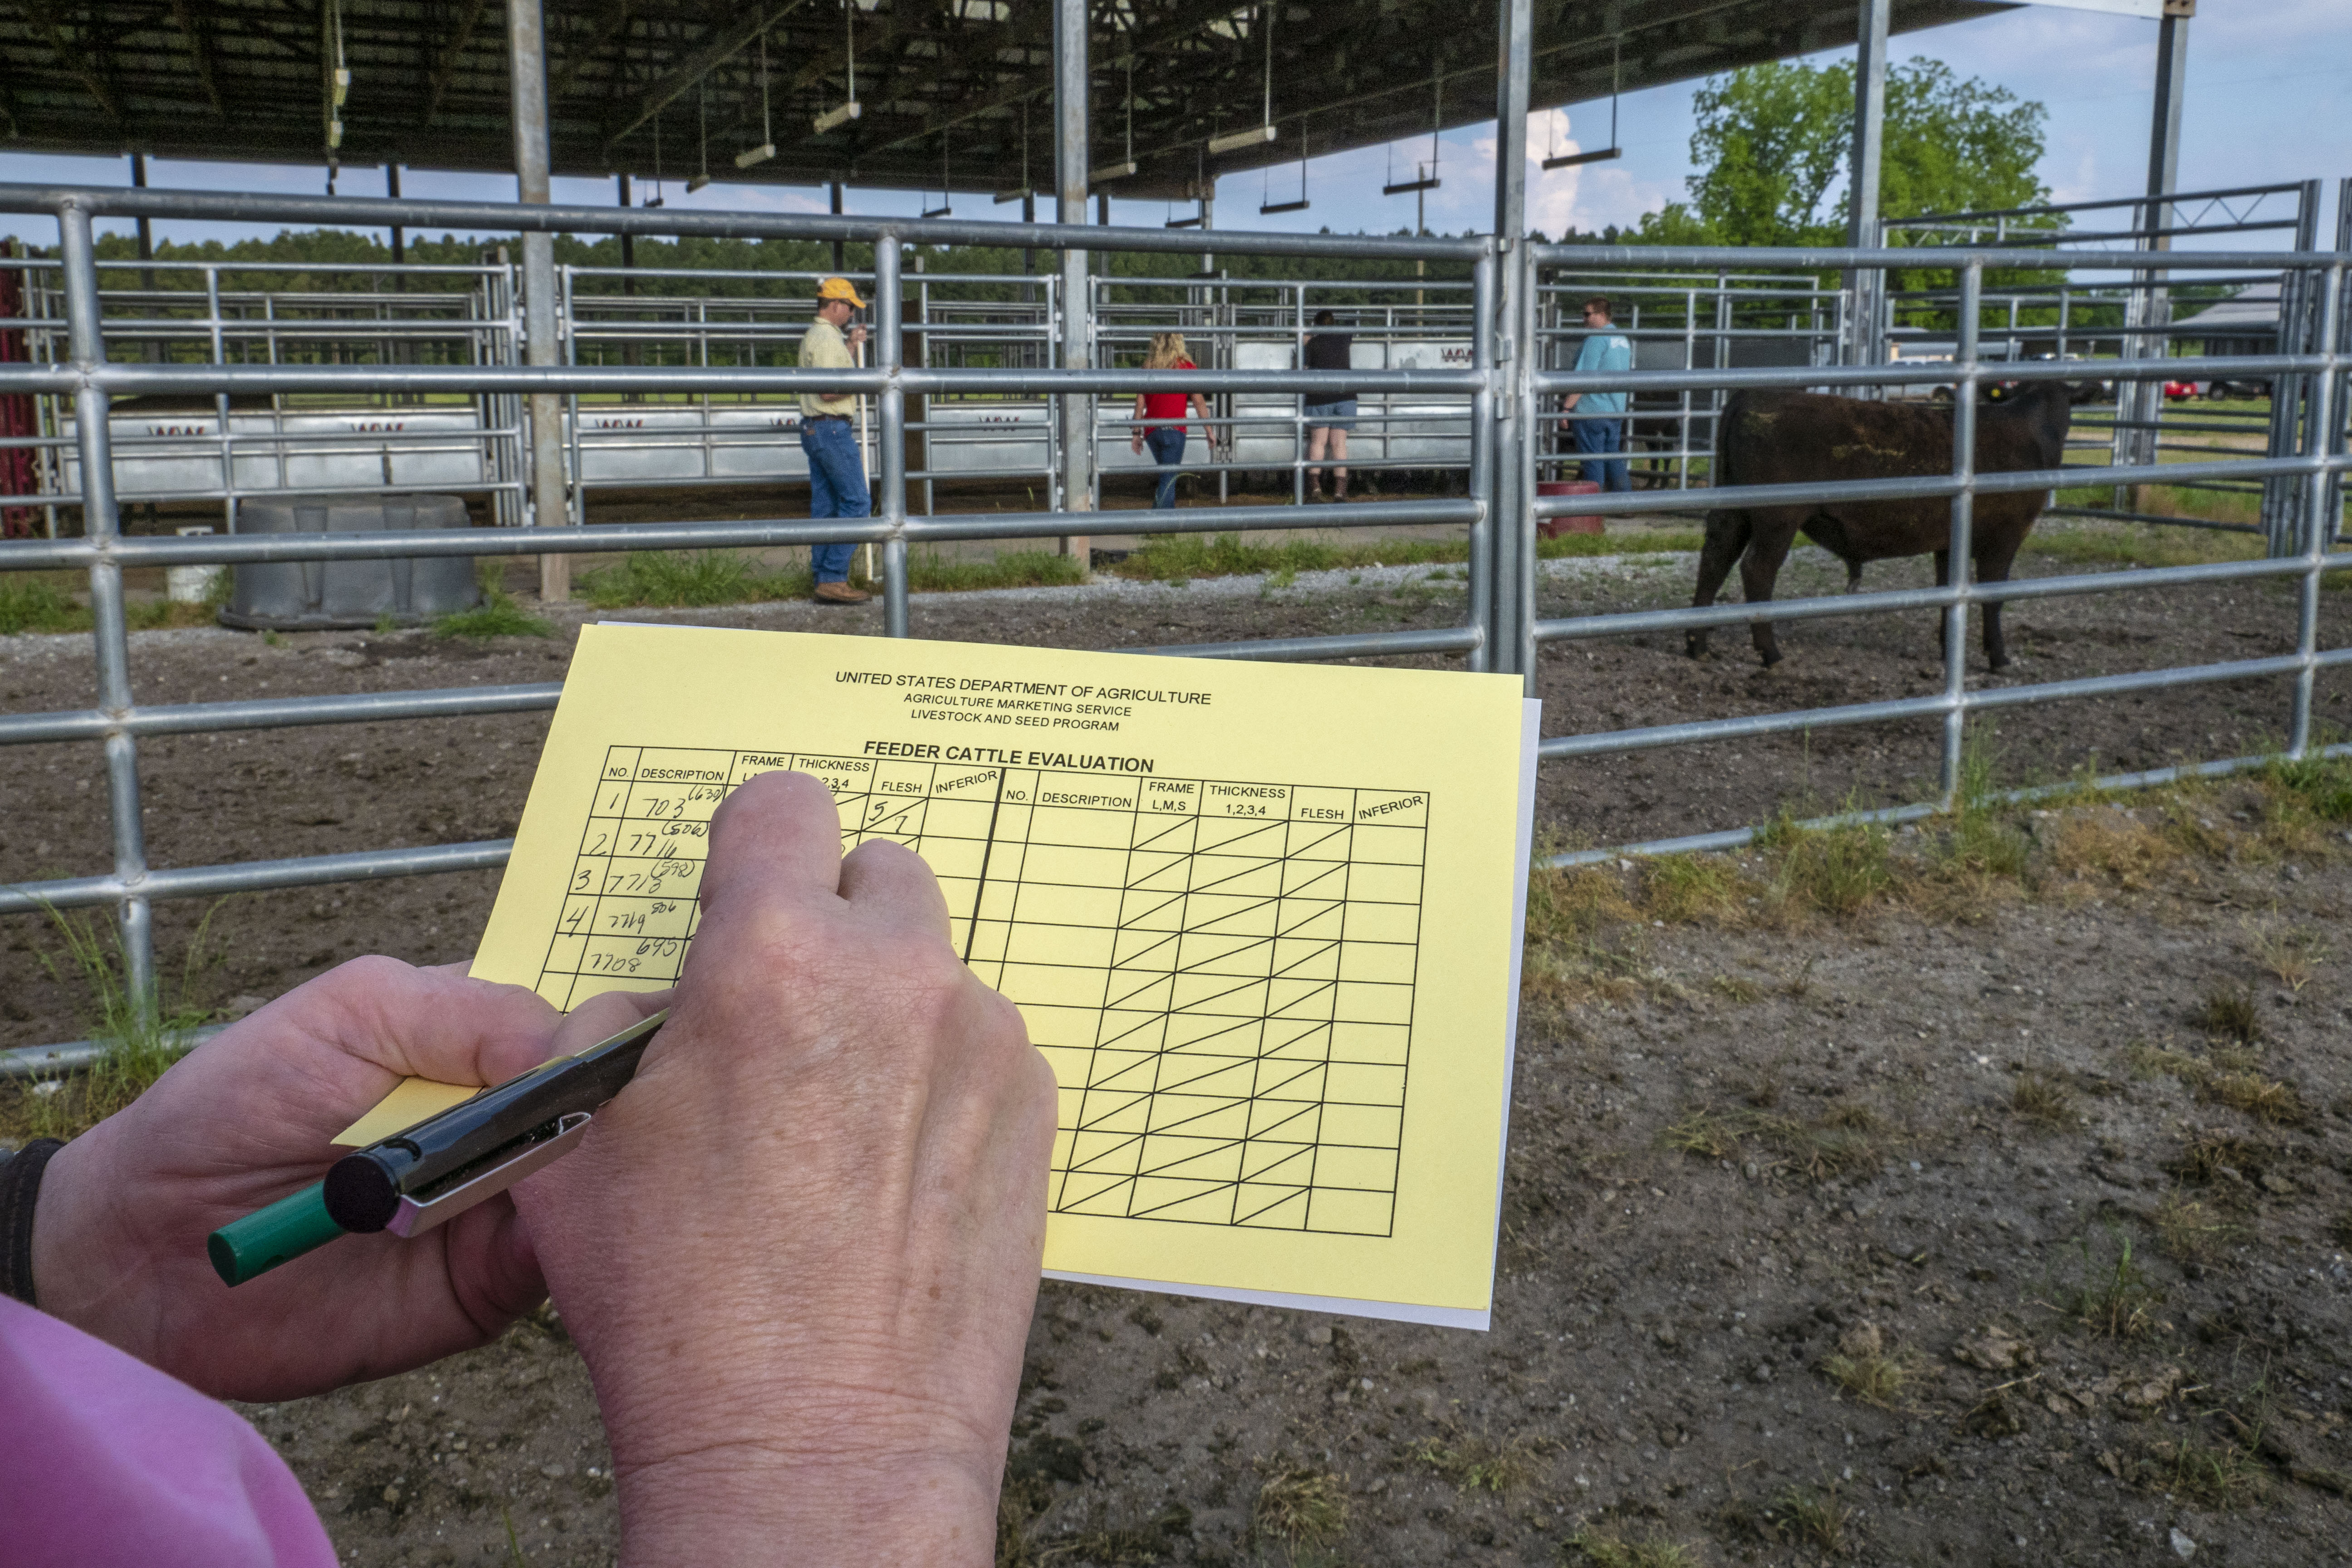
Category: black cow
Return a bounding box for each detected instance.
[1686,381,2073,670]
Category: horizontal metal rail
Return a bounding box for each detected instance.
[0,839,517,917]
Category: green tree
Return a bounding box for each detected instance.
[1638,57,2052,246]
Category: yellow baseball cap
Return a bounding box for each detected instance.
[816,276,866,308]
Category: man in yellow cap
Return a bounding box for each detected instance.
[798,276,872,605]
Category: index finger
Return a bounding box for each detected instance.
[697,769,850,916]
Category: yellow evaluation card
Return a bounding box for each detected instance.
[353,623,1539,1329]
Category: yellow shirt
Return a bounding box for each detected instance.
[798,317,858,418]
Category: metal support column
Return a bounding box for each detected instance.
[2287,261,2344,756]
[2122,0,2190,506]
[831,182,846,274]
[1939,262,1981,806]
[1843,0,1888,375]
[2264,181,2322,553]
[1486,0,1533,685]
[510,0,568,598]
[1055,0,1093,568]
[875,235,909,638]
[62,201,156,1019]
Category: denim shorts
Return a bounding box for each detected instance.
[1304,398,1357,432]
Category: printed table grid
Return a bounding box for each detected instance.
[537,745,1429,1236]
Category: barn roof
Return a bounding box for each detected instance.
[0,0,2012,202]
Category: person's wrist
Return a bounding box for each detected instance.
[25,1119,157,1361]
[616,1442,1000,1566]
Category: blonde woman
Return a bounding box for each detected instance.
[1130,333,1210,508]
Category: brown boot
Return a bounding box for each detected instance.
[813,580,872,605]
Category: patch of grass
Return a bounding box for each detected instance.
[1763,813,1894,917]
[1822,1348,1917,1409]
[1661,1110,1742,1161]
[1564,1530,1700,1568]
[2169,1129,2273,1187]
[2124,1037,2212,1085]
[2205,1070,2304,1125]
[2152,1191,2246,1267]
[436,563,555,638]
[2011,1070,2077,1128]
[580,548,769,608]
[1411,1431,1539,1494]
[1250,1467,1349,1548]
[2055,1228,2160,1338]
[1111,528,1700,586]
[2195,982,2262,1045]
[5,905,224,1143]
[0,573,88,634]
[2143,1435,2271,1510]
[1643,852,1754,924]
[2046,808,2189,890]
[2261,753,2352,823]
[2248,925,2326,993]
[1657,1103,1882,1183]
[904,548,1084,593]
[2027,517,2262,567]
[1524,864,1640,945]
[1761,1483,1850,1554]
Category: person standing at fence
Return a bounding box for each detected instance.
[1301,309,1358,502]
[1129,333,1210,510]
[799,276,874,605]
[1560,296,1633,494]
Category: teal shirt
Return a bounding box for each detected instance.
[1573,331,1633,414]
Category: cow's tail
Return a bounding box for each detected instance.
[1712,390,1749,492]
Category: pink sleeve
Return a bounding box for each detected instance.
[0,1294,337,1568]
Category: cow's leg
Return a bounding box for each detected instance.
[1688,509,1749,659]
[1739,518,1799,667]
[1975,532,2025,671]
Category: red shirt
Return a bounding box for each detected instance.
[1141,360,1196,422]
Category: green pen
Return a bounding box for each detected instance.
[206,1009,666,1287]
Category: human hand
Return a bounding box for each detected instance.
[1131,431,1144,454]
[848,323,869,352]
[31,960,567,1402]
[516,770,1055,1566]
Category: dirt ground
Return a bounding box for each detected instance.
[4,541,2350,1564]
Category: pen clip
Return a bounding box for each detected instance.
[386,1112,592,1238]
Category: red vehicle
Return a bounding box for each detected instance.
[2163,379,2206,401]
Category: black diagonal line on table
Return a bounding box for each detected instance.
[1255,1015,1336,1061]
[1242,1101,1323,1147]
[1099,1006,1268,1059]
[1133,1094,1256,1143]
[1245,1056,1331,1102]
[958,768,1009,965]
[1230,1186,1310,1226]
[1126,814,1201,856]
[1138,1052,1263,1101]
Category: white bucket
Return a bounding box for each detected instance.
[166,525,223,604]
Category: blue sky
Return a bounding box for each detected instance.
[0,0,2342,251]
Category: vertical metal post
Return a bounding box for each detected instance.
[510,0,568,599]
[1939,262,1981,808]
[1844,0,1888,375]
[1055,0,1093,568]
[129,152,154,293]
[2264,181,2323,553]
[2122,0,2190,510]
[387,164,406,282]
[831,183,847,274]
[1467,250,1495,674]
[876,235,910,638]
[204,266,235,531]
[1487,0,1532,686]
[2287,262,2342,758]
[62,201,155,1021]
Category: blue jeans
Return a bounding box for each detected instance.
[1146,426,1187,509]
[800,416,868,582]
[1573,413,1630,493]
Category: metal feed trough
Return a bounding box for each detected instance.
[0,180,2347,1078]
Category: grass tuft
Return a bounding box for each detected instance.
[2011,1070,2077,1128]
[0,573,85,634]
[1762,1483,1850,1554]
[2055,1228,2160,1338]
[1411,1430,1540,1494]
[1822,1348,1917,1409]
[1250,1466,1350,1548]
[435,576,554,640]
[1565,1530,1701,1568]
[2205,1070,2304,1125]
[2152,1191,2245,1267]
[1766,813,1893,917]
[2248,925,2326,993]
[2194,983,2262,1045]
[1643,853,1755,924]
[1112,528,1700,586]
[6,905,224,1142]
[580,548,770,608]
[2142,1436,2271,1510]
